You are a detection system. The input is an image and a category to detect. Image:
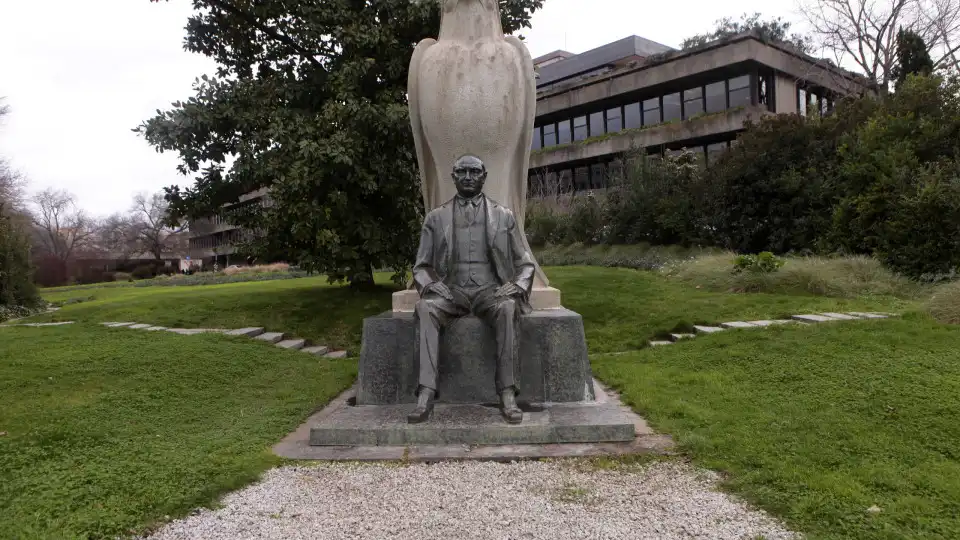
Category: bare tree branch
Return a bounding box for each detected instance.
[30,188,96,263]
[130,191,187,261]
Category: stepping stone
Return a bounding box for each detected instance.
[255,332,285,344]
[693,325,725,334]
[302,345,330,356]
[129,324,152,329]
[669,333,695,342]
[324,350,348,358]
[820,312,859,320]
[792,314,838,323]
[847,312,890,319]
[145,326,167,331]
[106,322,136,327]
[649,341,673,347]
[226,327,265,337]
[166,328,205,335]
[747,320,775,327]
[720,321,759,329]
[276,339,306,350]
[23,322,74,327]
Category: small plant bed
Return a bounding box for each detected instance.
[0,323,357,538]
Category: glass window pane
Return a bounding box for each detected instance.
[729,75,750,90]
[531,126,541,150]
[683,87,704,119]
[729,87,751,108]
[707,142,727,165]
[705,81,726,112]
[557,119,571,144]
[589,112,604,136]
[574,166,590,191]
[663,93,681,122]
[606,107,622,132]
[542,123,557,146]
[573,116,588,141]
[590,164,606,189]
[642,98,660,126]
[624,102,641,129]
[558,169,573,192]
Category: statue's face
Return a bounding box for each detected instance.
[452,156,487,198]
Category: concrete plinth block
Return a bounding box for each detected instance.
[793,314,838,323]
[820,312,859,320]
[276,339,306,350]
[357,309,595,406]
[302,346,330,356]
[128,324,152,329]
[255,332,285,343]
[226,327,265,337]
[669,333,695,342]
[693,325,725,334]
[720,321,759,329]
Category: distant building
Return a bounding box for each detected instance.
[528,31,874,195]
[187,188,270,267]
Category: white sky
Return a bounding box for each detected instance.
[0,0,803,216]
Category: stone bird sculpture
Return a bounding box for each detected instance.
[408,0,549,287]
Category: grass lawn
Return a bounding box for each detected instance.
[34,267,912,354]
[593,314,960,540]
[0,323,356,539]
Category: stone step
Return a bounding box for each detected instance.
[255,332,285,344]
[107,322,137,327]
[720,321,759,329]
[792,314,839,323]
[820,312,859,320]
[302,345,330,356]
[226,327,265,337]
[166,328,205,335]
[846,312,890,319]
[669,333,695,342]
[324,350,348,359]
[128,323,152,329]
[276,339,306,350]
[145,326,167,331]
[649,341,673,347]
[693,325,725,334]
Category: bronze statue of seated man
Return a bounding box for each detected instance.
[408,154,535,425]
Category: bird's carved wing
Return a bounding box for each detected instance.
[409,38,438,213]
[505,35,549,287]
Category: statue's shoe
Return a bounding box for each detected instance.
[407,404,433,424]
[501,405,523,425]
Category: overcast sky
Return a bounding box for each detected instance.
[0,0,802,216]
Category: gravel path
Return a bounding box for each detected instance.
[147,460,797,540]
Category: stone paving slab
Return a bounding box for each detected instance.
[226,327,265,337]
[276,339,306,350]
[255,332,285,343]
[129,323,152,329]
[145,326,167,331]
[669,333,695,342]
[721,321,759,329]
[693,325,725,334]
[166,328,205,335]
[302,345,330,356]
[324,350,348,358]
[847,312,890,319]
[820,312,859,320]
[792,314,839,323]
[649,341,673,347]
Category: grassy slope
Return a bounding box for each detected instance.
[0,324,356,539]
[593,315,960,540]
[36,267,911,354]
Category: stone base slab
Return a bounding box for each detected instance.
[357,308,595,405]
[392,286,562,312]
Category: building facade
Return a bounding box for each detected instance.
[187,187,269,267]
[528,31,872,195]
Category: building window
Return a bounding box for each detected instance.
[589,112,604,137]
[574,166,590,191]
[557,119,572,144]
[705,81,726,113]
[683,87,704,119]
[531,126,541,150]
[573,116,588,141]
[624,102,642,129]
[558,169,573,192]
[642,97,660,126]
[590,163,606,189]
[543,123,557,146]
[729,75,751,108]
[663,92,681,122]
[606,107,622,132]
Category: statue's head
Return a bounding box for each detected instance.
[451,154,487,198]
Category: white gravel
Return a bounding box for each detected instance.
[146,460,798,540]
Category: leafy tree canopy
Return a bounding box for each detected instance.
[139,0,543,286]
[892,28,935,90]
[682,12,812,54]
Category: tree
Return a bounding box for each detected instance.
[129,191,185,261]
[30,188,96,264]
[139,0,543,287]
[799,0,960,89]
[0,100,27,216]
[97,212,140,261]
[682,13,813,53]
[891,29,934,88]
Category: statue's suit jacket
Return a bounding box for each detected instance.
[412,195,536,314]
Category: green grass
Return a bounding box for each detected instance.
[592,315,960,540]
[0,323,356,539]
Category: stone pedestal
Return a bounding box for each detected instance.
[356,309,595,405]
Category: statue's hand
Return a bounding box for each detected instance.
[495,282,522,299]
[426,281,455,302]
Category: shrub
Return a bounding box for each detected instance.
[733,252,785,274]
[131,265,156,280]
[535,243,713,271]
[565,195,605,245]
[927,280,960,324]
[0,208,39,307]
[223,262,291,276]
[115,272,133,282]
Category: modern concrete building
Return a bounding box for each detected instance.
[187,187,270,267]
[528,31,873,195]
